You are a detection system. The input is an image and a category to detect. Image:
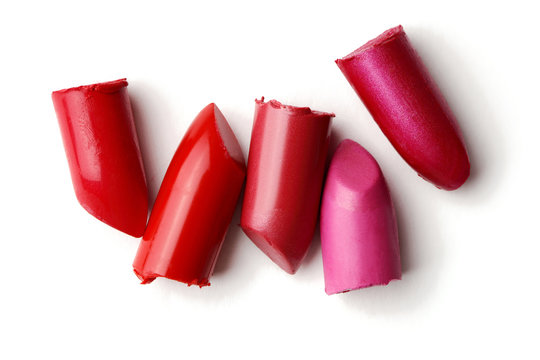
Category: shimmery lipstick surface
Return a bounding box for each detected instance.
[336,26,470,190]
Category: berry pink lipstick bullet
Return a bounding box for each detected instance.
[241,98,334,274]
[52,79,148,237]
[321,139,401,294]
[133,104,246,286]
[336,25,470,190]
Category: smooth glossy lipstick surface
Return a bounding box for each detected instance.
[321,139,401,295]
[133,104,246,286]
[336,25,470,190]
[52,79,148,237]
[241,98,334,274]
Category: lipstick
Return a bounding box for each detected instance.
[133,104,246,286]
[321,139,401,294]
[52,79,148,237]
[336,25,470,190]
[241,98,334,274]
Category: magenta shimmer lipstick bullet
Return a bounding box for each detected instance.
[336,25,470,190]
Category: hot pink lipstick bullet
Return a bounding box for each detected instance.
[336,25,470,190]
[321,139,401,294]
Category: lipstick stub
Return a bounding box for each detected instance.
[241,98,334,274]
[133,104,246,286]
[336,25,470,190]
[52,79,148,237]
[321,139,401,295]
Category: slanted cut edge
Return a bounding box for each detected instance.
[331,139,383,194]
[241,225,298,275]
[75,191,144,238]
[212,103,246,169]
[336,25,404,64]
[255,97,335,118]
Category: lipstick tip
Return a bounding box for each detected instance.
[241,225,298,274]
[76,193,147,238]
[211,103,246,167]
[331,139,383,192]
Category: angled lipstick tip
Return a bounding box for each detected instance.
[241,225,298,274]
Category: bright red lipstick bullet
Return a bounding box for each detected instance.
[133,104,246,286]
[336,25,470,190]
[241,98,334,274]
[52,79,148,237]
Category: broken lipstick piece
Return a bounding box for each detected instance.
[321,139,401,295]
[336,25,470,190]
[241,98,334,274]
[133,104,246,286]
[52,79,148,237]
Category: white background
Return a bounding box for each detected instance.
[1,1,538,358]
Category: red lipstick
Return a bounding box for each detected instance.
[52,79,148,237]
[133,104,246,286]
[241,98,333,274]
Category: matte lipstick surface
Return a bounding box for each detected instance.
[133,104,245,286]
[336,26,470,190]
[241,98,334,274]
[52,79,148,237]
[321,139,401,294]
